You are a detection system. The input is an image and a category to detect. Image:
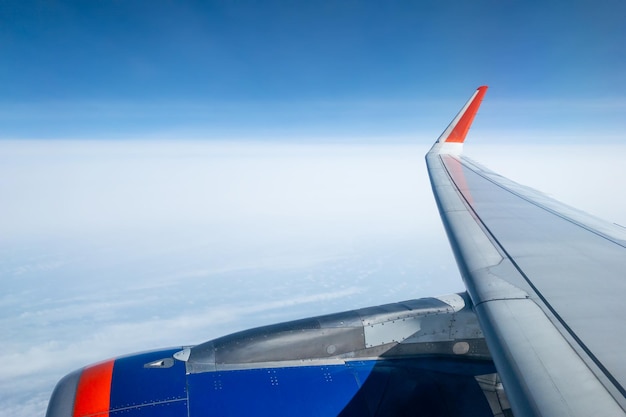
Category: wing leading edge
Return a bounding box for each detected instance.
[427,87,626,417]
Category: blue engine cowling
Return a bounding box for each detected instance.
[47,293,510,417]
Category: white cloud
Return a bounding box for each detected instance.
[0,141,439,241]
[0,141,454,417]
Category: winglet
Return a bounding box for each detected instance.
[437,86,488,144]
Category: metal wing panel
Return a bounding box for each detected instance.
[428,150,626,417]
[426,87,626,416]
[443,154,626,391]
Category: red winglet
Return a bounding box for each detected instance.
[439,86,488,143]
[73,359,115,417]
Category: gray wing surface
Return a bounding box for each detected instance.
[427,87,626,417]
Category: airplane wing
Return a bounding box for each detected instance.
[427,86,626,416]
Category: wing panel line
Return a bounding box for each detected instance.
[459,157,626,249]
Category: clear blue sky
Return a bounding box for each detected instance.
[1,0,625,140]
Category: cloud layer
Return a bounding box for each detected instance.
[0,141,458,417]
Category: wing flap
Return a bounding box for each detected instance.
[477,298,623,417]
[427,87,626,416]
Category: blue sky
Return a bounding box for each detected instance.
[1,0,625,140]
[2,2,626,417]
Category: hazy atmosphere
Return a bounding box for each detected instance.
[1,1,626,416]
